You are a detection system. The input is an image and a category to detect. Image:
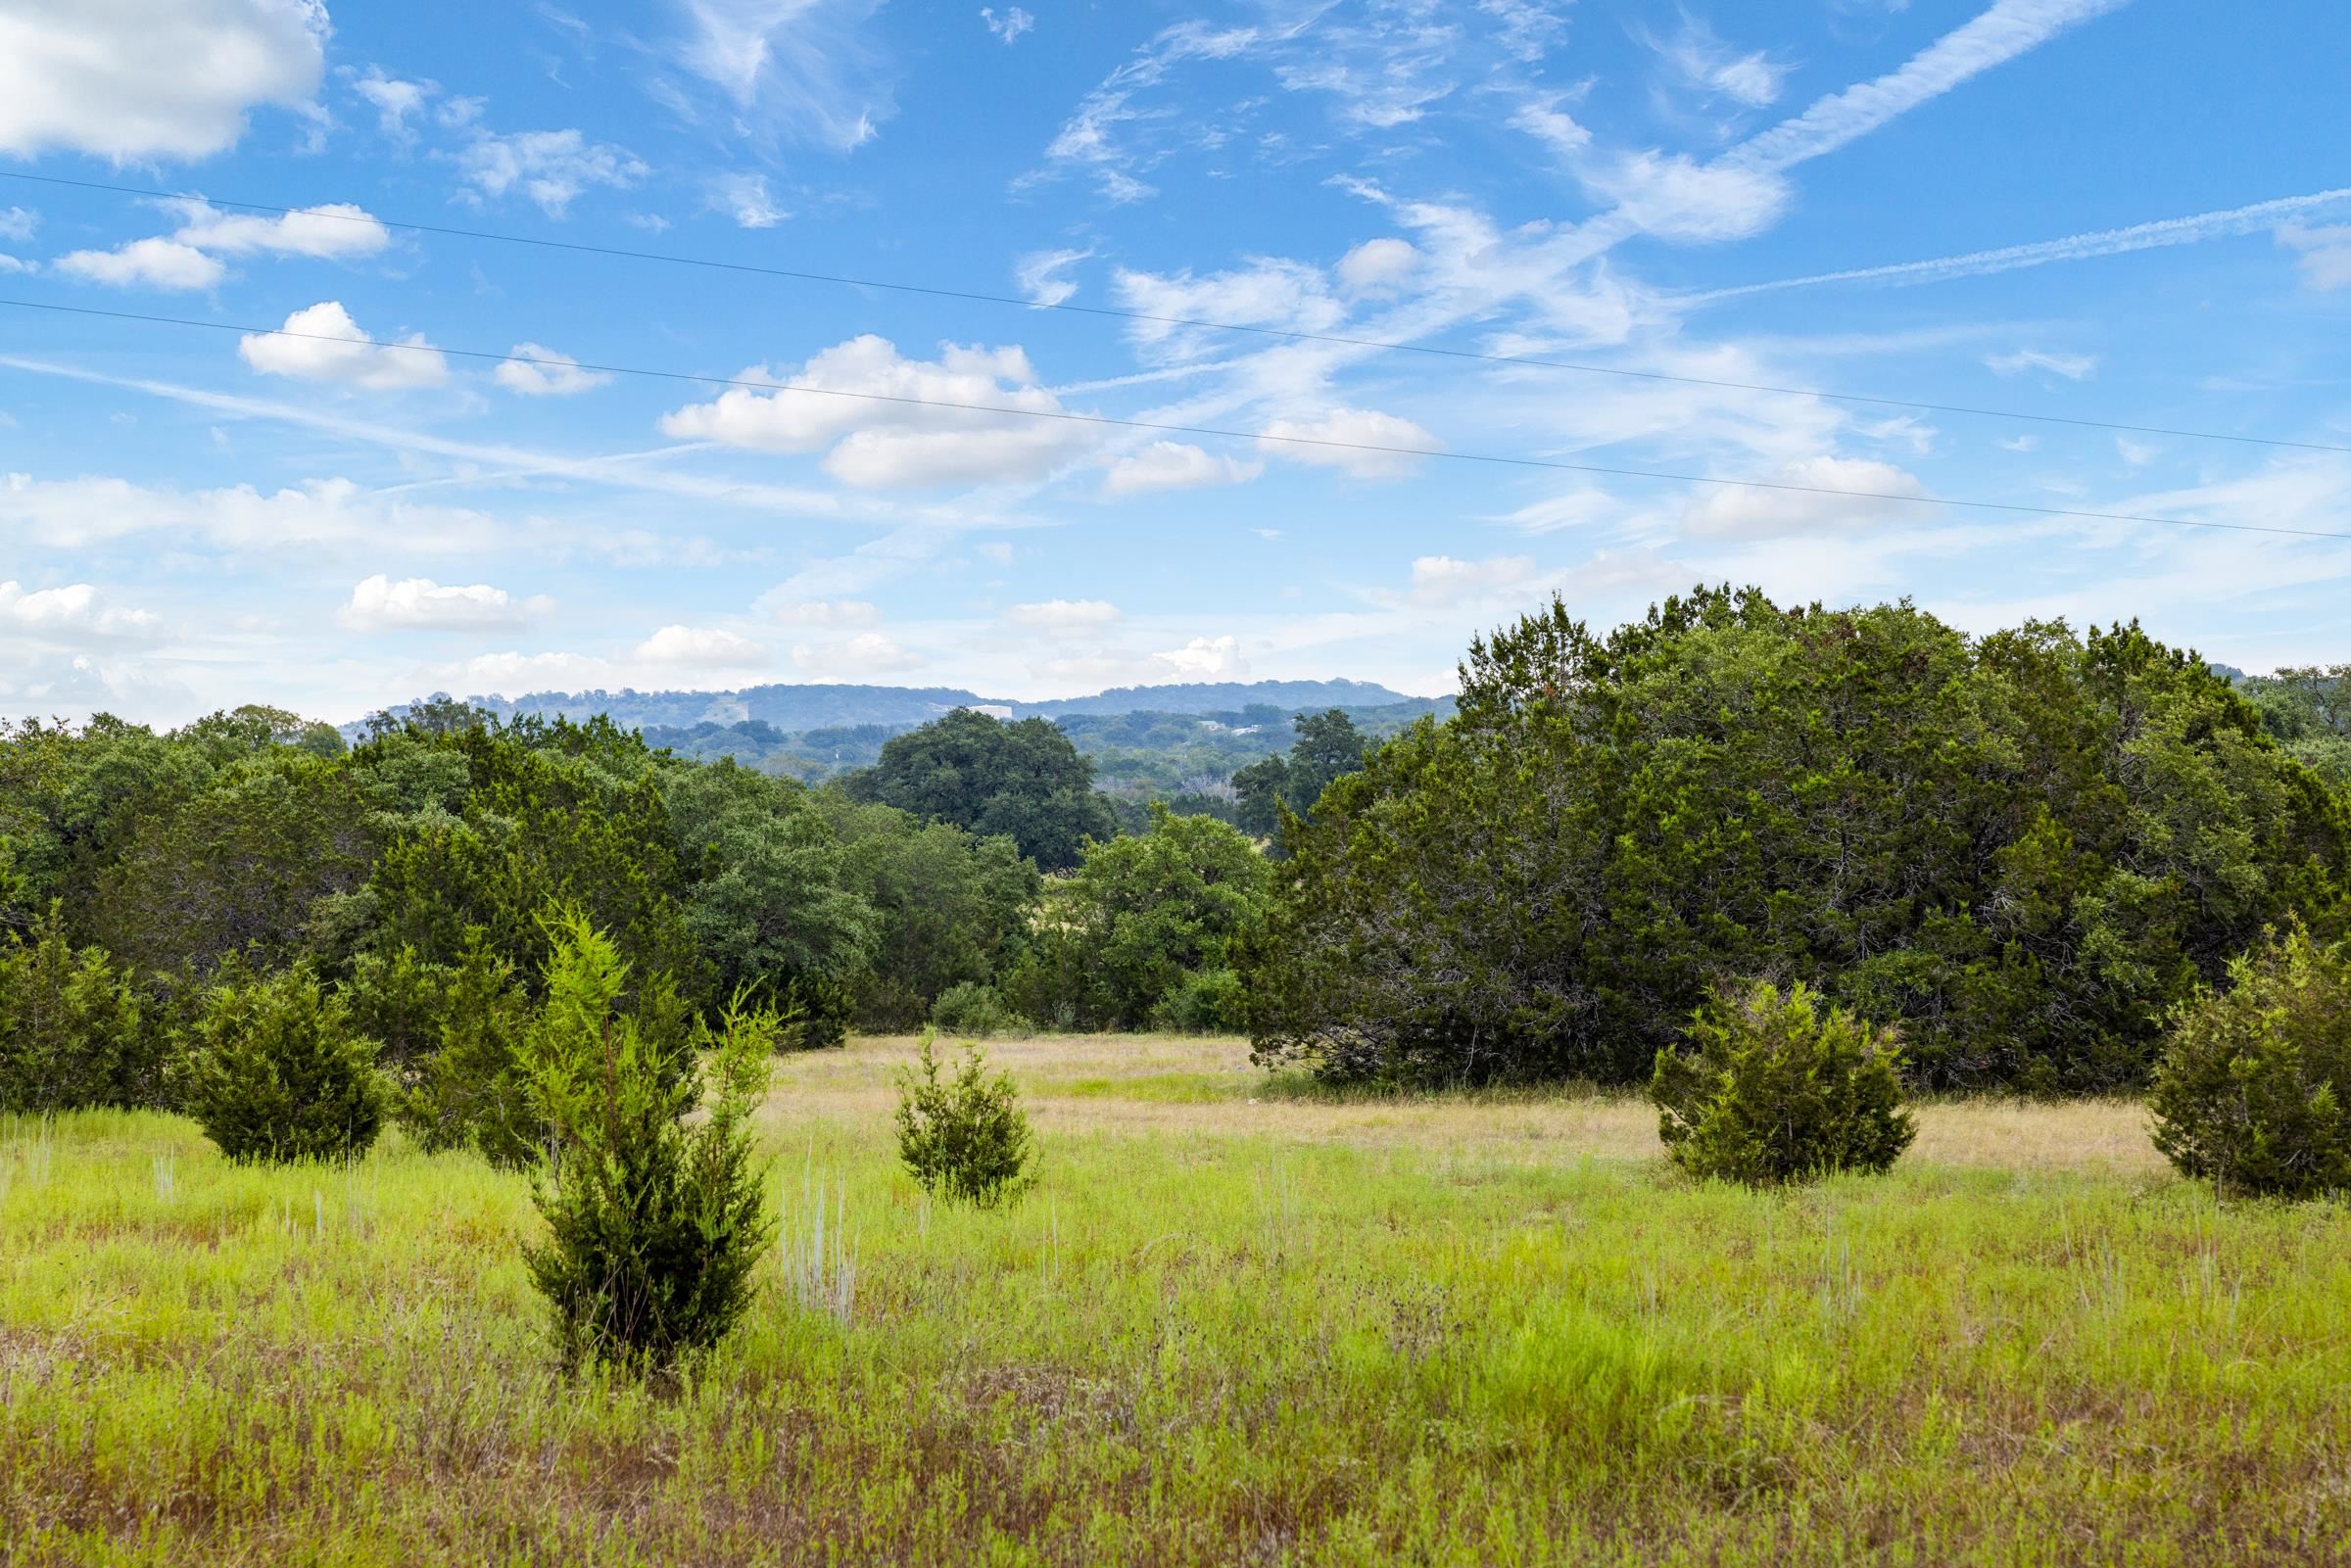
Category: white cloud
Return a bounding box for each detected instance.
[455,128,648,217]
[494,343,611,397]
[1029,21,1263,203]
[1985,348,2097,379]
[1102,442,1264,498]
[165,199,392,259]
[2280,221,2351,292]
[658,334,1097,489]
[1336,238,1419,296]
[352,68,435,138]
[239,302,451,391]
[1007,599,1121,637]
[54,238,225,291]
[1733,0,2127,175]
[1510,93,1591,156]
[0,0,328,161]
[0,255,33,276]
[1115,260,1344,354]
[976,542,1014,565]
[1406,555,1539,606]
[1259,408,1439,481]
[0,471,501,554]
[710,171,787,228]
[1683,456,1932,539]
[1652,17,1788,109]
[981,6,1033,44]
[769,598,880,626]
[636,624,768,666]
[792,632,924,677]
[2116,437,2159,468]
[341,574,547,631]
[0,208,35,243]
[453,650,610,693]
[0,581,164,641]
[1015,247,1092,308]
[667,0,893,152]
[1155,635,1247,680]
[1700,187,2351,306]
[1579,151,1792,243]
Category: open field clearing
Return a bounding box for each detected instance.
[6,1035,2349,1565]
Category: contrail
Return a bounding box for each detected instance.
[1688,187,2351,305]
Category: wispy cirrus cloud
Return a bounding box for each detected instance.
[661,0,894,152]
[1691,186,2351,304]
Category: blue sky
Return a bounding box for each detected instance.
[2,0,2348,725]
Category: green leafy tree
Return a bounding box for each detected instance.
[1250,589,2351,1091]
[1003,806,1271,1030]
[2150,927,2351,1199]
[520,910,775,1370]
[845,709,1116,871]
[357,717,700,1004]
[181,962,386,1164]
[663,760,876,1027]
[0,905,157,1114]
[1652,981,1916,1185]
[393,934,540,1164]
[819,796,1039,1028]
[1233,708,1368,840]
[86,751,380,978]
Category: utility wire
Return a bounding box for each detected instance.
[6,166,2346,458]
[7,295,2346,544]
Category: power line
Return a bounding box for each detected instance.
[7,294,2346,545]
[6,166,2346,458]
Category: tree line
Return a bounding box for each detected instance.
[5,586,2348,1121]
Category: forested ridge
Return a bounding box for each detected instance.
[4,586,2347,1120]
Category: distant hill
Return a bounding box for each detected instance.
[347,678,1431,738]
[1018,680,1418,719]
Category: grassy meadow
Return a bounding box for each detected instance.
[5,1033,2349,1565]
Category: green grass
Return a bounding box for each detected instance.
[4,1070,2350,1564]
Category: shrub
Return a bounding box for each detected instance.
[2150,927,2351,1200]
[931,981,1018,1038]
[396,935,540,1166]
[893,1031,1036,1208]
[181,961,387,1164]
[522,909,775,1370]
[1152,967,1248,1034]
[0,906,159,1115]
[1650,981,1916,1186]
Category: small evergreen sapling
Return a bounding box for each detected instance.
[2150,927,2351,1201]
[893,1029,1037,1208]
[182,960,387,1164]
[1650,980,1916,1186]
[521,909,777,1370]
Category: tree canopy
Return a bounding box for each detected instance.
[842,708,1117,871]
[1246,587,2351,1092]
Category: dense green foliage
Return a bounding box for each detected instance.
[1005,807,1271,1031]
[1232,708,1368,841]
[2238,664,2351,789]
[842,708,1118,871]
[1250,588,2351,1091]
[179,962,386,1164]
[930,979,1020,1037]
[521,912,775,1369]
[0,906,156,1115]
[2150,926,2351,1199]
[0,702,1066,1117]
[1652,981,1916,1185]
[892,1033,1037,1208]
[818,796,1038,1029]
